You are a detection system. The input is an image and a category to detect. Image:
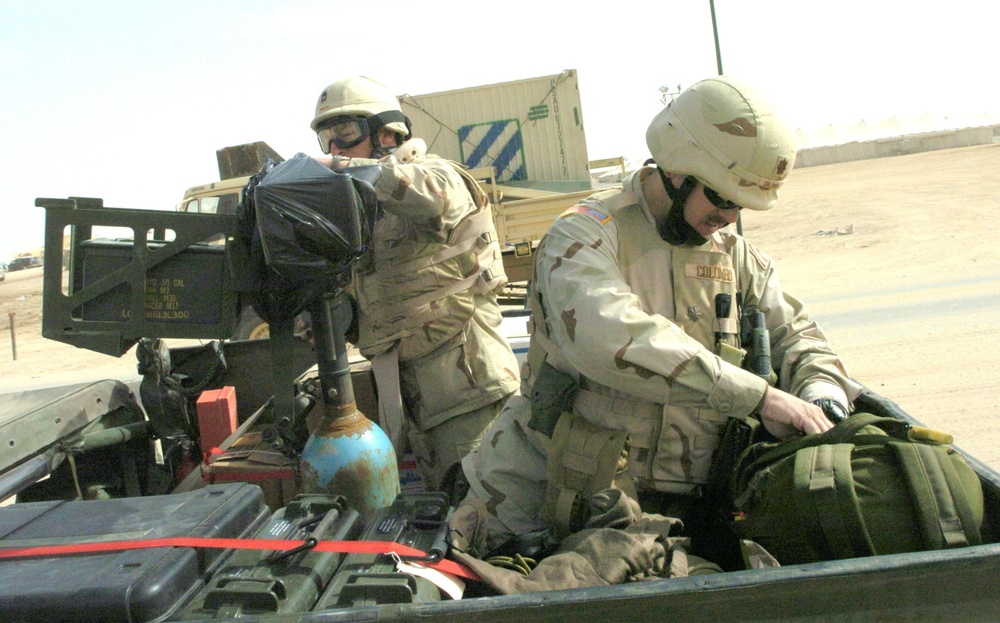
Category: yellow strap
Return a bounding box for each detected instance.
[67,452,84,501]
[908,426,954,445]
[717,342,745,367]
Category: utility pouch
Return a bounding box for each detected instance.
[543,412,637,539]
[528,360,579,438]
[740,309,777,385]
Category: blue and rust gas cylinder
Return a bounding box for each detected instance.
[299,403,399,518]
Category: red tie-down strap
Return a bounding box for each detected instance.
[0,536,480,582]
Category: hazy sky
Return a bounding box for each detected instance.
[2,0,997,260]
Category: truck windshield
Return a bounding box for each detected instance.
[182,193,240,215]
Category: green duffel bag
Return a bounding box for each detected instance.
[721,412,984,565]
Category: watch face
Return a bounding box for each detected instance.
[814,399,848,424]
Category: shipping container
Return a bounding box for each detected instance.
[401,69,591,192]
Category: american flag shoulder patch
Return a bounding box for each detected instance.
[560,205,611,224]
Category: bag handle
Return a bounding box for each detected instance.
[736,413,909,488]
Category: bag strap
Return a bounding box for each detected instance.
[794,412,900,446]
[891,440,982,549]
[793,443,875,560]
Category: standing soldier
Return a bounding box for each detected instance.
[311,76,520,492]
[456,76,861,555]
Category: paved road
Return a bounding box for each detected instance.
[807,274,1000,469]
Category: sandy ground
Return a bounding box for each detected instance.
[741,143,1000,469]
[2,144,999,469]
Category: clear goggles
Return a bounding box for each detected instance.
[316,116,371,154]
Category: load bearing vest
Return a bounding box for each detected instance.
[527,190,744,493]
[354,166,507,363]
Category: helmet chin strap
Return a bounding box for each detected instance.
[371,143,397,159]
[654,165,707,247]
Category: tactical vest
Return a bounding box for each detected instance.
[353,160,507,363]
[528,187,743,495]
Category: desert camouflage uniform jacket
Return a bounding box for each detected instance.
[342,152,519,431]
[461,168,860,540]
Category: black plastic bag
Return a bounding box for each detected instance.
[228,154,378,326]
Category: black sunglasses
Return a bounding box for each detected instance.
[703,185,742,211]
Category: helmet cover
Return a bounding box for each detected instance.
[646,76,796,211]
[311,76,410,150]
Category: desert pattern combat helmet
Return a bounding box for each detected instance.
[311,76,411,153]
[646,76,796,211]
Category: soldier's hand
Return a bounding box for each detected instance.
[313,155,349,170]
[757,386,833,438]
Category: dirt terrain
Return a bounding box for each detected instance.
[2,144,999,468]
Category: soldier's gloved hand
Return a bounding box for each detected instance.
[812,398,849,424]
[586,488,641,530]
[757,386,834,439]
[390,138,427,164]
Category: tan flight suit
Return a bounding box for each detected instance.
[460,168,861,550]
[341,151,520,490]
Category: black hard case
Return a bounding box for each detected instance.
[0,483,269,623]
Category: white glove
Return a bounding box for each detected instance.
[390,138,426,164]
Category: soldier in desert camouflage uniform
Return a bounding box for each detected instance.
[311,76,519,491]
[456,76,862,554]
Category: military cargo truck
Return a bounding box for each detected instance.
[16,70,999,621]
[6,169,998,621]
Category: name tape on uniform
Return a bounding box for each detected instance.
[685,263,735,283]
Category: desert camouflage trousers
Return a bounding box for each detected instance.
[409,395,510,492]
[458,394,552,552]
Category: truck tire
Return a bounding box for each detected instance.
[234,306,270,341]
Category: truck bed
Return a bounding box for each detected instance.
[3,362,999,622]
[18,196,999,621]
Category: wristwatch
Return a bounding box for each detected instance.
[812,398,849,424]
